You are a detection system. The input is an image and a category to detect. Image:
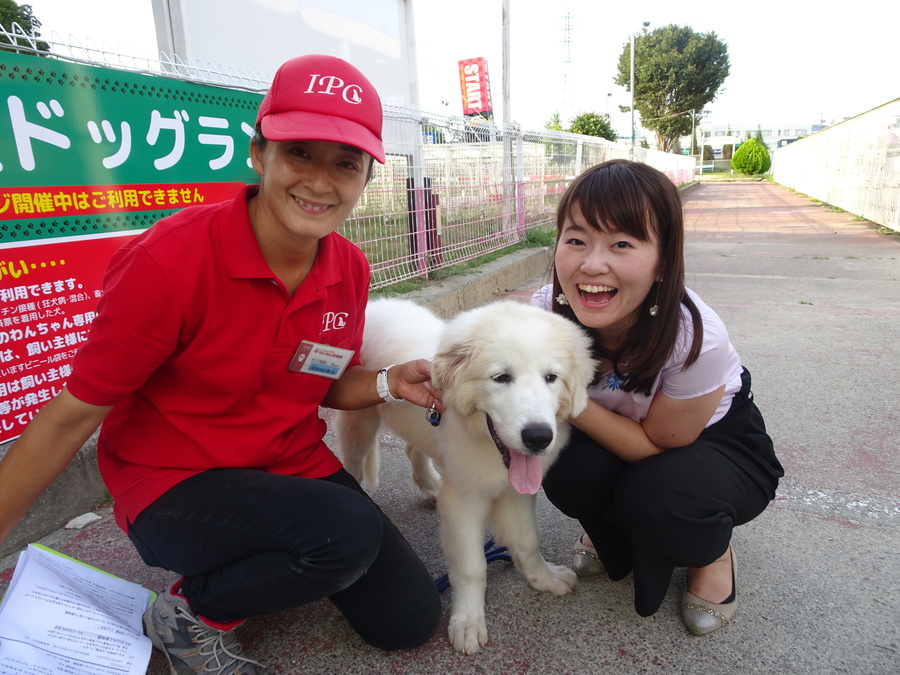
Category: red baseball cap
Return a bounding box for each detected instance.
[256,54,385,163]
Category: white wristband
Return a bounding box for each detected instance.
[376,365,404,403]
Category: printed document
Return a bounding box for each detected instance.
[0,544,153,675]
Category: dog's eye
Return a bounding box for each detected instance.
[545,373,558,384]
[491,373,511,383]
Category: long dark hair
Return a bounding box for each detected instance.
[551,159,702,396]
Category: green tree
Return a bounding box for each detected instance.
[543,111,570,166]
[730,137,771,175]
[754,126,768,150]
[615,24,729,152]
[568,111,616,141]
[0,0,50,53]
[545,112,564,131]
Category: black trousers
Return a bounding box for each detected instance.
[128,467,441,650]
[543,368,783,616]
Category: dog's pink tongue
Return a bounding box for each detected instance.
[508,452,543,495]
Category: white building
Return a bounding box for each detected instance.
[694,121,824,156]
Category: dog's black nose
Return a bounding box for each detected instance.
[521,424,553,451]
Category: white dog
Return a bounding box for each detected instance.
[336,298,596,654]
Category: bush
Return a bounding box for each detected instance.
[730,138,771,175]
[568,112,617,142]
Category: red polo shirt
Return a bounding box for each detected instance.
[66,185,365,530]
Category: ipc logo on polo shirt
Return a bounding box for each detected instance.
[322,311,348,332]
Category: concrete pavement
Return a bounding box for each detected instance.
[2,180,898,674]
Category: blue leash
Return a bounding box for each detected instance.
[434,537,512,593]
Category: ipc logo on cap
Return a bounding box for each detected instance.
[304,75,364,105]
[256,54,384,162]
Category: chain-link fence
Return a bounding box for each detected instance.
[772,99,900,233]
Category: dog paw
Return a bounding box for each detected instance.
[550,564,578,590]
[527,564,577,595]
[416,484,440,502]
[448,613,488,654]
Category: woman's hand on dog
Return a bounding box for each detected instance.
[390,359,445,412]
[321,361,444,411]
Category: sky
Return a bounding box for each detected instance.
[19,0,897,138]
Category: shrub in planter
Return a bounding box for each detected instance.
[730,138,772,175]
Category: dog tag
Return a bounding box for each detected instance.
[426,404,442,427]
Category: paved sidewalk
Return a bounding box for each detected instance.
[2,181,898,674]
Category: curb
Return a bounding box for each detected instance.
[402,246,551,318]
[0,435,107,558]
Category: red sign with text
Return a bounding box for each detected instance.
[458,57,494,118]
[0,180,245,442]
[0,236,135,437]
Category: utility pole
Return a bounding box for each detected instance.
[501,0,514,232]
[502,0,510,132]
[563,10,572,122]
[690,109,696,157]
[629,33,635,160]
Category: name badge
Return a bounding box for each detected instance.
[288,341,354,379]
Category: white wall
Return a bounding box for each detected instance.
[151,0,416,106]
[772,100,900,232]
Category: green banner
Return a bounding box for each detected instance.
[0,52,264,242]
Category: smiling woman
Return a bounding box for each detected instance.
[532,158,783,637]
[0,54,445,675]
[554,201,661,347]
[551,159,692,395]
[248,139,371,292]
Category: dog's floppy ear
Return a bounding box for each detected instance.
[431,341,469,391]
[557,324,597,419]
[431,308,482,392]
[431,324,481,416]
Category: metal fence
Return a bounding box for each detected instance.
[772,99,900,233]
[1,22,697,288]
[697,158,735,173]
[362,112,696,287]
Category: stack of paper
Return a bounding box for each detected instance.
[0,544,154,675]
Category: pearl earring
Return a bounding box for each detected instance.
[556,293,569,306]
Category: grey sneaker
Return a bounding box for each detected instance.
[143,584,265,675]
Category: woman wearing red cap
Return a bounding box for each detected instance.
[0,55,442,674]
